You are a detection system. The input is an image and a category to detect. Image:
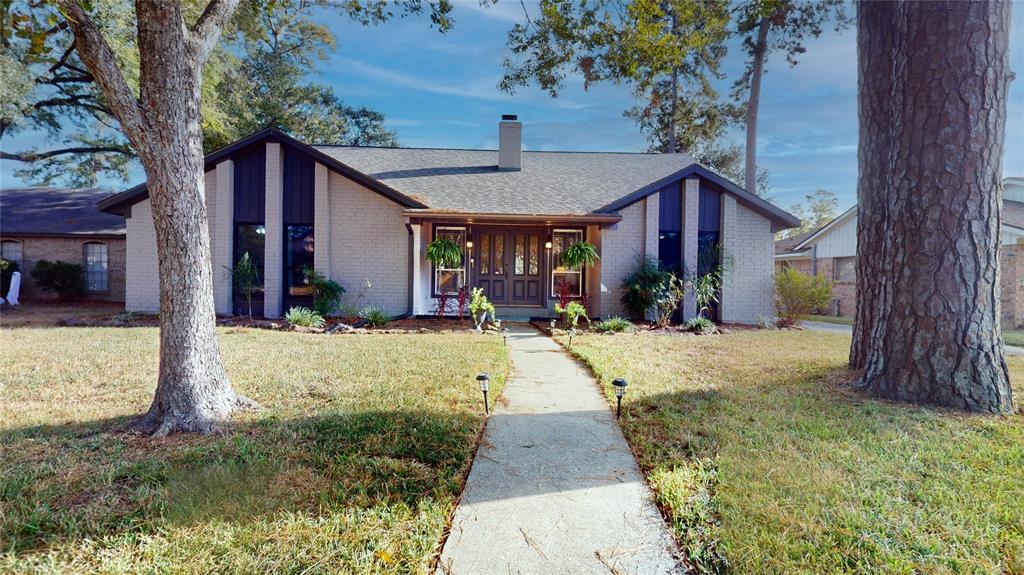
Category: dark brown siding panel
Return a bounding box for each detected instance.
[233,146,266,222]
[283,146,315,224]
[658,183,682,232]
[699,183,722,232]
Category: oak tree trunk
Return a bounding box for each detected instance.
[61,0,257,435]
[744,17,769,194]
[851,0,1013,414]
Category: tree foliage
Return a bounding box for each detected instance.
[783,189,839,238]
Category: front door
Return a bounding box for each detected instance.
[473,227,545,306]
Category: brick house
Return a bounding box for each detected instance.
[776,176,1024,325]
[98,119,800,322]
[0,187,126,302]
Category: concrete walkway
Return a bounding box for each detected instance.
[799,319,1024,355]
[437,325,681,575]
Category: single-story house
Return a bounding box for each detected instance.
[776,176,1024,324]
[98,117,799,322]
[0,187,126,302]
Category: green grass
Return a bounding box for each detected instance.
[803,314,855,326]
[565,330,1024,575]
[1003,330,1024,347]
[0,326,509,574]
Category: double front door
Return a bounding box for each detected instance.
[473,227,545,306]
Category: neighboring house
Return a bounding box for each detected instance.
[777,176,1024,325]
[0,187,126,302]
[98,118,799,322]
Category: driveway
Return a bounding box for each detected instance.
[798,320,1024,356]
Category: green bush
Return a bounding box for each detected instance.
[555,300,589,329]
[774,268,833,327]
[593,316,635,333]
[359,306,390,328]
[685,316,716,334]
[285,306,325,329]
[302,265,345,316]
[621,255,673,320]
[560,241,600,269]
[30,260,86,300]
[0,258,19,295]
[468,287,495,330]
[426,238,463,268]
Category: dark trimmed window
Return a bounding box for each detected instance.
[834,256,856,282]
[1,239,23,268]
[550,229,583,297]
[82,242,108,292]
[433,226,466,295]
[285,225,315,297]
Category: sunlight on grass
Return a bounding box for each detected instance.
[0,326,509,574]
[568,330,1024,575]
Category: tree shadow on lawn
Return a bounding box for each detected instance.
[614,375,1024,574]
[0,408,482,558]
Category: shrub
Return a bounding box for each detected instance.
[468,287,495,331]
[622,255,672,320]
[560,241,599,269]
[0,258,19,296]
[359,306,390,328]
[652,273,686,327]
[302,265,345,316]
[685,316,717,334]
[285,306,325,329]
[226,252,260,317]
[593,316,634,333]
[455,286,470,319]
[426,238,462,268]
[555,300,589,329]
[774,268,833,327]
[31,260,85,300]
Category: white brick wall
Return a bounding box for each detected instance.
[263,143,283,318]
[124,199,160,312]
[682,177,700,320]
[313,162,332,278]
[600,201,646,318]
[212,161,233,314]
[721,199,774,323]
[327,171,409,316]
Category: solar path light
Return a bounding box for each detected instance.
[477,373,490,415]
[612,378,628,418]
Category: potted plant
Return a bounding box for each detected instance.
[560,241,599,270]
[426,237,463,269]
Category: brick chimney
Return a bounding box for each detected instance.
[498,114,522,171]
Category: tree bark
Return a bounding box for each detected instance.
[851,0,1013,414]
[744,16,769,193]
[60,0,257,435]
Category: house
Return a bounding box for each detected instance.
[0,187,126,302]
[776,176,1024,325]
[98,117,799,322]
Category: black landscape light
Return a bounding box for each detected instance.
[501,327,509,345]
[549,318,557,330]
[477,373,490,415]
[612,378,628,418]
[568,327,577,349]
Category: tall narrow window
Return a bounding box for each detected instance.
[551,229,584,297]
[434,226,466,294]
[1,240,23,268]
[83,242,108,292]
[285,225,315,297]
[235,224,266,290]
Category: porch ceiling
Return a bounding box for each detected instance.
[402,209,622,226]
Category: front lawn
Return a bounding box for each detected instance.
[0,326,508,574]
[567,330,1023,574]
[1003,329,1024,347]
[803,314,855,326]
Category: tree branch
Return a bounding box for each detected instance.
[1,145,132,162]
[54,1,145,143]
[190,0,242,64]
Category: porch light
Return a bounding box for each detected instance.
[477,373,490,415]
[544,240,553,250]
[466,239,474,249]
[612,378,629,418]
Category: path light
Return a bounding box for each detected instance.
[501,327,509,346]
[567,327,577,349]
[494,318,502,330]
[477,373,490,415]
[549,318,557,329]
[612,378,629,418]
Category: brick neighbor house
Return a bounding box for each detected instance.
[775,176,1024,325]
[98,118,800,322]
[0,187,126,302]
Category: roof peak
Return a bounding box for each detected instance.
[312,144,676,156]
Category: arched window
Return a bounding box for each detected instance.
[1,239,23,268]
[83,242,109,292]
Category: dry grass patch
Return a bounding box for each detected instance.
[566,330,1024,575]
[0,326,509,574]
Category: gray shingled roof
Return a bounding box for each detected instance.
[314,146,697,215]
[1,187,125,236]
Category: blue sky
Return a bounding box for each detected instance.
[2,0,1022,213]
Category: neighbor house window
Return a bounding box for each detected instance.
[834,256,856,282]
[83,242,108,292]
[285,225,315,297]
[434,226,466,294]
[1,240,23,267]
[551,229,584,297]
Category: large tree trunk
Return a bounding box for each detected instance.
[851,0,1013,414]
[743,17,769,193]
[61,0,257,435]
